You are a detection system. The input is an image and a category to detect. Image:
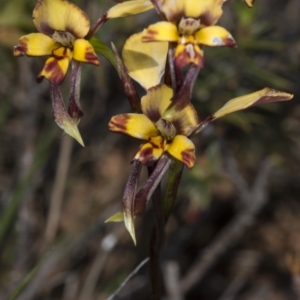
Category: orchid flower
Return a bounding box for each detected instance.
[14,0,100,85]
[142,0,236,68]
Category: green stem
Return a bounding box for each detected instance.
[150,184,164,300]
[163,159,183,221]
[148,165,164,300]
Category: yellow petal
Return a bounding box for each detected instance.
[174,44,203,68]
[51,84,84,146]
[159,0,184,22]
[52,46,72,58]
[33,0,90,38]
[184,0,225,24]
[166,135,195,168]
[161,0,225,25]
[107,0,154,18]
[109,114,159,140]
[213,88,294,119]
[38,52,71,84]
[142,21,179,42]
[122,32,168,90]
[73,39,100,65]
[163,103,198,136]
[134,136,166,164]
[13,33,60,57]
[195,26,236,47]
[141,84,173,122]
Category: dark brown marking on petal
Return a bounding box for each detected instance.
[144,108,161,122]
[108,114,130,132]
[53,47,70,58]
[37,59,65,85]
[223,37,237,48]
[39,22,54,36]
[84,48,100,65]
[171,119,183,134]
[64,48,69,56]
[150,141,160,149]
[140,146,153,158]
[200,11,217,26]
[181,148,195,169]
[175,45,203,69]
[205,115,215,124]
[13,39,28,56]
[168,11,185,23]
[253,94,292,106]
[142,29,159,42]
[136,146,157,165]
[143,85,164,122]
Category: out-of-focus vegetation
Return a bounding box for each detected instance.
[0,0,300,299]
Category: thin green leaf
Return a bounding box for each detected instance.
[89,37,117,69]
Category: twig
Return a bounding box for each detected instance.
[107,257,149,300]
[221,147,250,205]
[179,152,272,294]
[44,135,73,247]
[293,276,300,299]
[163,261,183,300]
[78,233,119,300]
[217,251,261,300]
[12,203,121,300]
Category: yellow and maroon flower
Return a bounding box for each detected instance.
[109,84,198,169]
[142,0,236,68]
[13,0,100,85]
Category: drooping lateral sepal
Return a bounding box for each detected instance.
[122,160,143,245]
[50,84,84,146]
[111,43,141,113]
[68,61,83,123]
[163,64,200,115]
[134,154,172,219]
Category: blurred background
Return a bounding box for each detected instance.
[0,0,300,299]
